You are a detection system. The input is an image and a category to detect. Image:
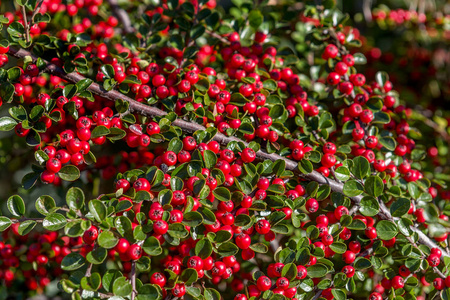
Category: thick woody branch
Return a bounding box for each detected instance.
[7,47,450,258]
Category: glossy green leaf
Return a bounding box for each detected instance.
[58,165,80,181]
[375,220,398,240]
[98,231,118,249]
[43,213,67,231]
[7,195,25,217]
[61,252,85,271]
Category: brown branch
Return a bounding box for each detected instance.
[205,29,230,45]
[31,0,44,26]
[7,46,450,258]
[106,0,134,35]
[21,6,30,44]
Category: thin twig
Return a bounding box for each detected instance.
[30,0,44,26]
[106,0,134,34]
[7,46,450,258]
[205,29,230,45]
[21,6,30,44]
[131,261,137,300]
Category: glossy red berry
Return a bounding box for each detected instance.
[256,276,272,291]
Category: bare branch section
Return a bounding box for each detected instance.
[7,47,450,258]
[106,0,134,34]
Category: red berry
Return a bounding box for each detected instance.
[256,276,272,291]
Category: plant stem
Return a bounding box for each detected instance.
[7,46,450,258]
[30,0,44,27]
[131,261,137,300]
[21,6,30,44]
[106,0,134,34]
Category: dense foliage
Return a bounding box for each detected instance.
[0,0,449,299]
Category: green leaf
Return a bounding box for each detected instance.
[353,257,372,270]
[100,64,115,78]
[213,187,231,202]
[63,84,78,99]
[33,13,51,23]
[306,264,328,278]
[112,277,132,297]
[181,268,198,285]
[408,182,421,199]
[0,216,12,231]
[353,53,367,64]
[18,220,36,235]
[61,253,85,271]
[81,272,102,291]
[347,219,367,230]
[331,289,346,300]
[334,166,350,181]
[267,184,285,194]
[204,288,221,300]
[0,216,12,232]
[375,71,389,87]
[298,160,313,174]
[98,231,118,249]
[269,104,286,120]
[30,105,44,122]
[352,157,370,179]
[411,149,426,161]
[168,138,183,154]
[142,236,162,256]
[390,198,411,217]
[248,10,263,29]
[108,128,127,140]
[26,129,41,147]
[0,117,17,131]
[76,78,93,92]
[91,125,110,139]
[365,176,384,197]
[182,211,203,227]
[329,242,347,254]
[168,223,188,238]
[187,287,201,298]
[43,213,67,231]
[249,243,268,253]
[7,22,25,37]
[195,238,213,259]
[359,196,380,217]
[217,242,239,256]
[379,136,396,151]
[203,150,217,169]
[89,200,107,223]
[375,220,398,240]
[281,263,297,280]
[66,187,85,210]
[263,79,278,91]
[373,111,391,124]
[136,284,160,300]
[9,105,27,121]
[7,195,25,217]
[35,195,55,216]
[86,247,107,264]
[58,165,80,181]
[343,180,364,197]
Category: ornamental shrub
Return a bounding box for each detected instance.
[0,0,449,299]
